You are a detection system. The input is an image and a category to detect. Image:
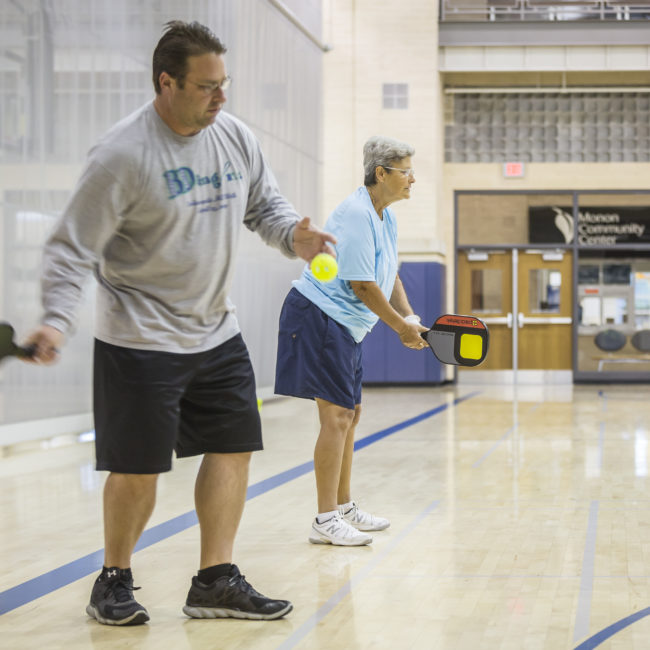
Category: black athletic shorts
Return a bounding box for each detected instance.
[93,333,263,474]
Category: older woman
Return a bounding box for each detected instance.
[275,136,427,546]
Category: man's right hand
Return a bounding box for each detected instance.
[21,325,65,365]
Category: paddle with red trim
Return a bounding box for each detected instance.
[421,314,489,366]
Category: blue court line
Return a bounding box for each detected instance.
[574,607,650,649]
[354,390,479,451]
[0,391,478,616]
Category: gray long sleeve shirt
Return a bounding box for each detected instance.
[42,102,301,353]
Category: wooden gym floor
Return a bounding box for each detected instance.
[1,382,650,649]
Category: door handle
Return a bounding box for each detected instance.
[477,313,514,328]
[518,312,572,327]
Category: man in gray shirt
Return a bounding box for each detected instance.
[24,20,335,626]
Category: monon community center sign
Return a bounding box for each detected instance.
[529,206,650,245]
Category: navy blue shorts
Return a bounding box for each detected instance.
[274,288,362,410]
[93,333,262,474]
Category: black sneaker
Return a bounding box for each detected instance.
[86,567,150,626]
[183,565,293,620]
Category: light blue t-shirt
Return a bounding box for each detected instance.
[293,186,398,342]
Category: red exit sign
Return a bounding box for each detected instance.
[503,161,525,178]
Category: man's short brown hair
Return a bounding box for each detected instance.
[152,20,227,94]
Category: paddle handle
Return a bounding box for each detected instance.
[15,343,37,358]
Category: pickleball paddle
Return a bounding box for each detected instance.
[0,322,36,363]
[421,314,489,367]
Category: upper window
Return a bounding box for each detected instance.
[445,92,650,163]
[383,83,409,110]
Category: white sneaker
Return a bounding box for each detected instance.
[309,513,373,546]
[340,502,390,531]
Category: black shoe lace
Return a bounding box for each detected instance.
[106,580,141,603]
[227,573,262,598]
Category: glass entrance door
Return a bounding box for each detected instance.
[457,249,573,380]
[517,251,572,370]
[457,250,512,371]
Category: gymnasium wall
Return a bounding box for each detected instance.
[321,0,446,262]
[0,0,324,440]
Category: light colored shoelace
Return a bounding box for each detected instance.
[322,514,358,538]
[347,505,372,525]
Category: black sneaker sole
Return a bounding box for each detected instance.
[86,603,150,626]
[182,601,293,620]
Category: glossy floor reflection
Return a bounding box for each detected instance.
[1,383,650,649]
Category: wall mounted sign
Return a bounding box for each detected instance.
[529,206,650,245]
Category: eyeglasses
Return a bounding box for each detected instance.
[186,76,232,95]
[383,166,415,177]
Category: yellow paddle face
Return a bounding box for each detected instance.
[459,333,483,361]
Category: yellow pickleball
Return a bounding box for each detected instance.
[310,253,338,282]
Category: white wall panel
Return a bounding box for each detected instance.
[484,47,527,71]
[0,0,323,436]
[523,47,567,70]
[564,47,607,70]
[606,46,650,70]
[440,46,486,71]
[322,0,443,258]
[441,45,650,72]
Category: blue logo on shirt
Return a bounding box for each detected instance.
[163,162,243,199]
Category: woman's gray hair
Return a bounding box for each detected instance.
[363,136,415,186]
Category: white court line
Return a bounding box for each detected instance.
[573,500,600,644]
[275,500,441,650]
[598,421,605,471]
